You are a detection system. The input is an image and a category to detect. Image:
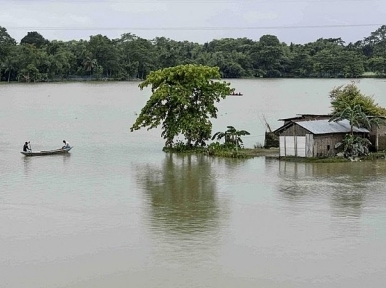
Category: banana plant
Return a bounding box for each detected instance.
[211,126,250,152]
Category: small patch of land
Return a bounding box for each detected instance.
[239,148,279,158]
[166,145,386,162]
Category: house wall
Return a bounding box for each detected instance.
[280,134,342,158]
[279,124,309,136]
[279,136,307,157]
[369,124,386,151]
[313,134,344,157]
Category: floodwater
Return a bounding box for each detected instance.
[1,79,386,288]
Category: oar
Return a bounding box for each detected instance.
[29,141,32,152]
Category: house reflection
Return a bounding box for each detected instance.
[277,160,386,218]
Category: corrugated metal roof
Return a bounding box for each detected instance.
[297,119,369,134]
[278,114,331,121]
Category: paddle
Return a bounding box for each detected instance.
[28,141,32,152]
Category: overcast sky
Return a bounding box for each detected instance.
[1,0,385,44]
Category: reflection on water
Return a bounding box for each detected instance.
[134,153,229,270]
[136,153,224,236]
[277,160,386,218]
[62,152,72,164]
[23,153,72,178]
[23,157,32,177]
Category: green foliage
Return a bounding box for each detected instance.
[82,56,97,74]
[330,82,386,117]
[206,142,249,158]
[3,25,386,81]
[20,31,48,48]
[88,34,119,78]
[340,134,372,158]
[131,64,232,147]
[330,104,371,135]
[163,140,206,153]
[212,126,250,151]
[162,141,250,158]
[0,27,16,64]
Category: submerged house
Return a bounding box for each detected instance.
[274,118,369,158]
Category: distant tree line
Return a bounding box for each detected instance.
[1,25,386,82]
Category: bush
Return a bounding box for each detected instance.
[340,134,371,158]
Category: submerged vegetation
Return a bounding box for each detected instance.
[3,25,386,82]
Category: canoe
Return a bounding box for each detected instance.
[21,146,73,156]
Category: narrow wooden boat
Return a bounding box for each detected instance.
[21,146,73,156]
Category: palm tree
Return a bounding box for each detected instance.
[330,103,385,133]
[212,126,250,152]
[82,56,97,78]
[329,104,371,135]
[2,57,15,82]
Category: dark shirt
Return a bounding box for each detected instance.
[23,143,29,152]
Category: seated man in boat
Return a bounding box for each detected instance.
[62,140,71,149]
[23,141,31,152]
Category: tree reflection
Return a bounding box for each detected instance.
[135,153,223,236]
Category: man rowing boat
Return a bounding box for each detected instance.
[23,141,31,152]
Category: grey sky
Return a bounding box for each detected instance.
[1,0,385,44]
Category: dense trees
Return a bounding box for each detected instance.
[2,25,386,82]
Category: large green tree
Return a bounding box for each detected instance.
[130,64,233,148]
[88,34,119,78]
[329,82,386,116]
[20,31,48,48]
[250,35,284,77]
